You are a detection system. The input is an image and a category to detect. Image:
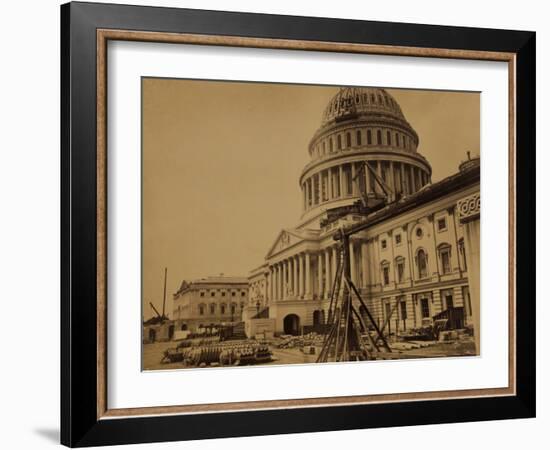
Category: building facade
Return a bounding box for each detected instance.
[247,87,480,337]
[172,276,249,332]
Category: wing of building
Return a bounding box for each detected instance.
[246,87,480,343]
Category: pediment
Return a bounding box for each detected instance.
[266,229,306,258]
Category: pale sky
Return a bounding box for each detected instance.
[142,79,479,319]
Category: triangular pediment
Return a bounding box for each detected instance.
[266,228,309,258]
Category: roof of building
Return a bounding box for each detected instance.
[173,275,248,297]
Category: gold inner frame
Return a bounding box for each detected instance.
[96,29,517,420]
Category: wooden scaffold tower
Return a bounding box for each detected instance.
[317,162,396,363]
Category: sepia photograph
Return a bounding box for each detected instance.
[141,79,481,371]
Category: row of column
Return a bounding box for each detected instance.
[302,160,430,211]
[269,240,372,302]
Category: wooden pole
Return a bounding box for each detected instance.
[162,267,167,319]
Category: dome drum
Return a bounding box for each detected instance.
[299,87,432,221]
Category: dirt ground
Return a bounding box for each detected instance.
[142,338,476,371]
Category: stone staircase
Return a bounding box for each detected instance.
[230,321,247,340]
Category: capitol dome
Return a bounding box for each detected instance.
[321,87,407,126]
[299,86,432,221]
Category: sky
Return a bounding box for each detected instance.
[142,79,479,319]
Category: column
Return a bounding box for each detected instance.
[361,241,369,288]
[339,165,345,198]
[278,263,283,301]
[376,161,383,189]
[325,248,332,293]
[351,163,357,196]
[269,267,273,302]
[349,240,356,284]
[288,258,292,296]
[282,260,288,300]
[399,163,409,195]
[389,161,396,200]
[263,272,268,306]
[305,252,311,297]
[274,265,278,301]
[300,253,305,297]
[276,263,281,300]
[293,255,298,297]
[317,253,324,299]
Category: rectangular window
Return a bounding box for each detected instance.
[381,239,387,249]
[384,301,391,321]
[437,217,447,231]
[383,266,390,285]
[400,301,407,320]
[397,261,405,283]
[441,248,451,274]
[395,234,402,245]
[200,292,205,297]
[420,298,430,318]
[199,305,204,315]
[211,291,216,297]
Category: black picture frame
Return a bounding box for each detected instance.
[61,1,535,447]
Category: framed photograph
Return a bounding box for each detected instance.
[61,1,535,447]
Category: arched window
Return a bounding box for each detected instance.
[337,135,342,149]
[322,141,326,154]
[376,130,382,145]
[356,130,362,146]
[386,130,391,146]
[416,249,428,279]
[346,132,352,148]
[438,243,452,274]
[367,129,372,145]
[329,138,333,152]
[198,304,205,316]
[395,133,400,147]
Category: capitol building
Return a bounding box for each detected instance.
[245,87,480,349]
